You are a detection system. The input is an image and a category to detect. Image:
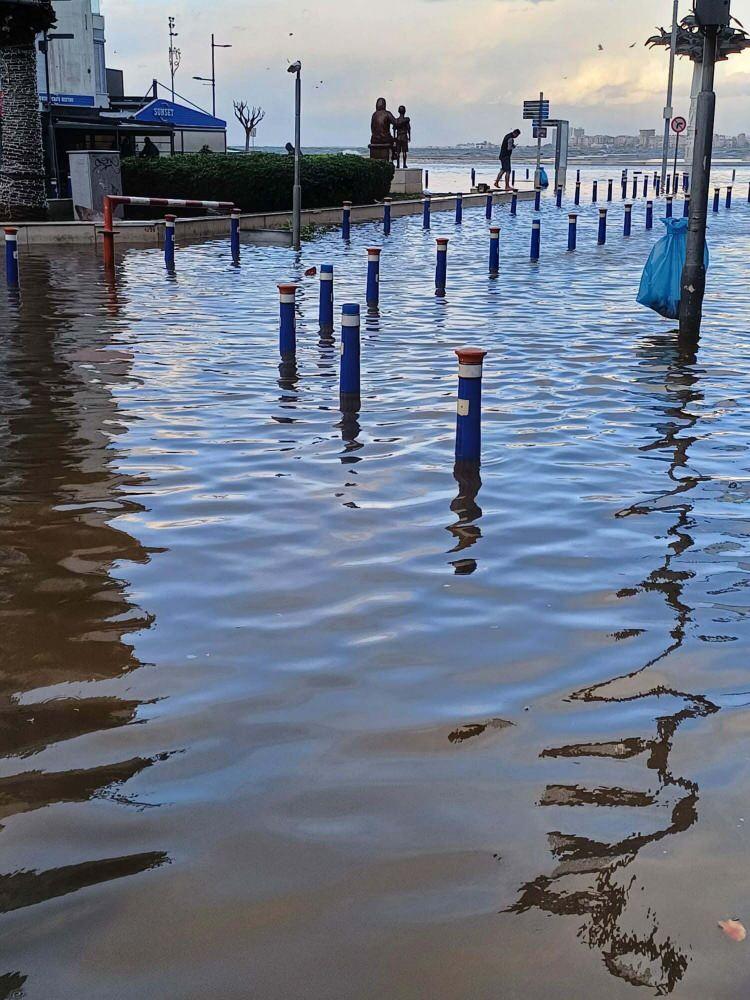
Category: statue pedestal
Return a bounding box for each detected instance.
[368,144,393,161]
[390,168,423,196]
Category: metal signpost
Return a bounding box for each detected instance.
[523,95,550,187]
[671,116,687,199]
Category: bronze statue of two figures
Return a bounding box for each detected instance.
[369,99,411,168]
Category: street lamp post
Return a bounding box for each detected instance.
[193,34,232,119]
[660,0,680,188]
[288,61,302,252]
[39,31,74,197]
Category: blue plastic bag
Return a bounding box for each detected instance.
[637,217,709,320]
[538,167,549,189]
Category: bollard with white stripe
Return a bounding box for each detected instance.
[230,208,241,262]
[683,194,690,218]
[435,238,449,296]
[278,284,297,357]
[574,180,581,206]
[319,264,334,334]
[713,187,720,213]
[366,247,381,309]
[607,179,613,202]
[530,217,541,261]
[556,184,563,208]
[454,348,487,464]
[4,228,19,287]
[567,213,577,251]
[592,180,598,203]
[655,175,661,197]
[646,200,653,230]
[423,195,431,229]
[383,197,392,236]
[485,193,493,220]
[726,185,733,209]
[488,226,500,276]
[510,191,518,216]
[597,208,607,246]
[340,303,361,403]
[683,172,689,192]
[624,203,633,236]
[643,175,649,198]
[666,174,671,195]
[666,195,673,218]
[342,201,352,240]
[455,193,463,225]
[631,176,637,200]
[534,187,541,212]
[164,214,176,268]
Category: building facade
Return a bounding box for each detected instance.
[36,0,108,109]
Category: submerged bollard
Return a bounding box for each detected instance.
[423,195,431,229]
[526,168,530,180]
[342,201,352,240]
[567,213,577,251]
[623,202,632,236]
[747,181,750,203]
[454,347,487,464]
[666,174,671,195]
[713,187,720,213]
[556,184,563,208]
[488,226,500,276]
[340,303,361,403]
[4,228,19,287]
[366,247,381,309]
[726,185,733,209]
[534,187,541,212]
[683,195,690,218]
[592,180,598,203]
[435,237,449,296]
[230,208,241,262]
[683,172,689,192]
[621,177,627,199]
[607,179,613,202]
[597,207,607,245]
[455,192,463,225]
[510,190,518,216]
[643,175,649,198]
[471,167,476,187]
[530,217,541,261]
[425,169,429,189]
[574,180,581,206]
[666,195,673,218]
[655,175,661,197]
[485,193,493,220]
[576,168,581,183]
[319,264,334,334]
[646,200,653,230]
[164,215,176,268]
[278,283,297,357]
[383,197,392,236]
[511,169,516,186]
[631,176,638,200]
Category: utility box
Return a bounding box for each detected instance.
[68,151,123,222]
[694,0,731,26]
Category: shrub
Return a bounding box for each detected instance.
[122,153,394,213]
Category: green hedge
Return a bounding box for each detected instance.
[122,153,394,213]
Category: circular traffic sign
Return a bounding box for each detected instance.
[671,116,687,134]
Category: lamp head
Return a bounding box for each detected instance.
[287,61,301,74]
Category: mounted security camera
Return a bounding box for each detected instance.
[694,0,731,27]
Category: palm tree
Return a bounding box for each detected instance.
[0,0,56,220]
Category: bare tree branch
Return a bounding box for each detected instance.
[233,101,266,152]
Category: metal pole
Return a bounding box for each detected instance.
[678,26,718,342]
[292,68,302,252]
[535,91,543,187]
[672,131,680,196]
[661,0,679,187]
[42,33,61,197]
[211,34,216,118]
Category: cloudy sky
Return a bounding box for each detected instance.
[104,0,750,146]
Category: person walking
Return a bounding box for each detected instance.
[494,128,521,191]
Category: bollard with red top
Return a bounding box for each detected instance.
[230,208,241,262]
[454,347,487,464]
[4,228,19,286]
[164,215,176,268]
[278,284,297,357]
[366,247,381,309]
[435,237,449,296]
[488,226,500,276]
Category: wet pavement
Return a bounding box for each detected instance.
[0,164,749,998]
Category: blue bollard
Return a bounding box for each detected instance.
[576,168,581,183]
[485,193,493,220]
[383,197,392,236]
[666,174,671,195]
[655,175,661,197]
[342,201,352,240]
[646,200,653,230]
[366,247,381,308]
[526,168,530,180]
[683,172,689,192]
[556,184,563,208]
[340,303,361,401]
[230,208,240,262]
[511,169,516,186]
[454,347,487,464]
[435,237,449,296]
[574,180,581,206]
[534,187,541,212]
[726,185,733,209]
[510,190,518,216]
[424,169,429,189]
[713,187,720,213]
[592,180,598,203]
[423,195,431,229]
[4,228,19,286]
[488,226,500,276]
[607,179,613,202]
[567,213,577,251]
[455,192,463,225]
[278,283,297,357]
[631,177,637,200]
[683,195,690,218]
[164,214,176,268]
[471,167,476,187]
[319,264,334,334]
[597,207,607,246]
[747,181,750,203]
[643,175,649,198]
[530,217,540,261]
[624,202,632,236]
[666,195,673,218]
[621,178,627,200]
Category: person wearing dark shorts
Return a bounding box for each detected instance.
[495,129,521,191]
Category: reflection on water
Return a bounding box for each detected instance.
[509,336,719,994]
[448,461,483,575]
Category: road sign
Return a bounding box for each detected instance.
[523,99,550,121]
[671,116,687,134]
[533,127,548,139]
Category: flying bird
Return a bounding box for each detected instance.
[629,42,637,48]
[598,43,604,51]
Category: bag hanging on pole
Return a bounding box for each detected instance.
[538,167,549,189]
[636,218,709,320]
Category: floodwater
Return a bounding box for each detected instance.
[0,166,749,999]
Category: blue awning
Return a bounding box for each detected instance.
[134,99,226,130]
